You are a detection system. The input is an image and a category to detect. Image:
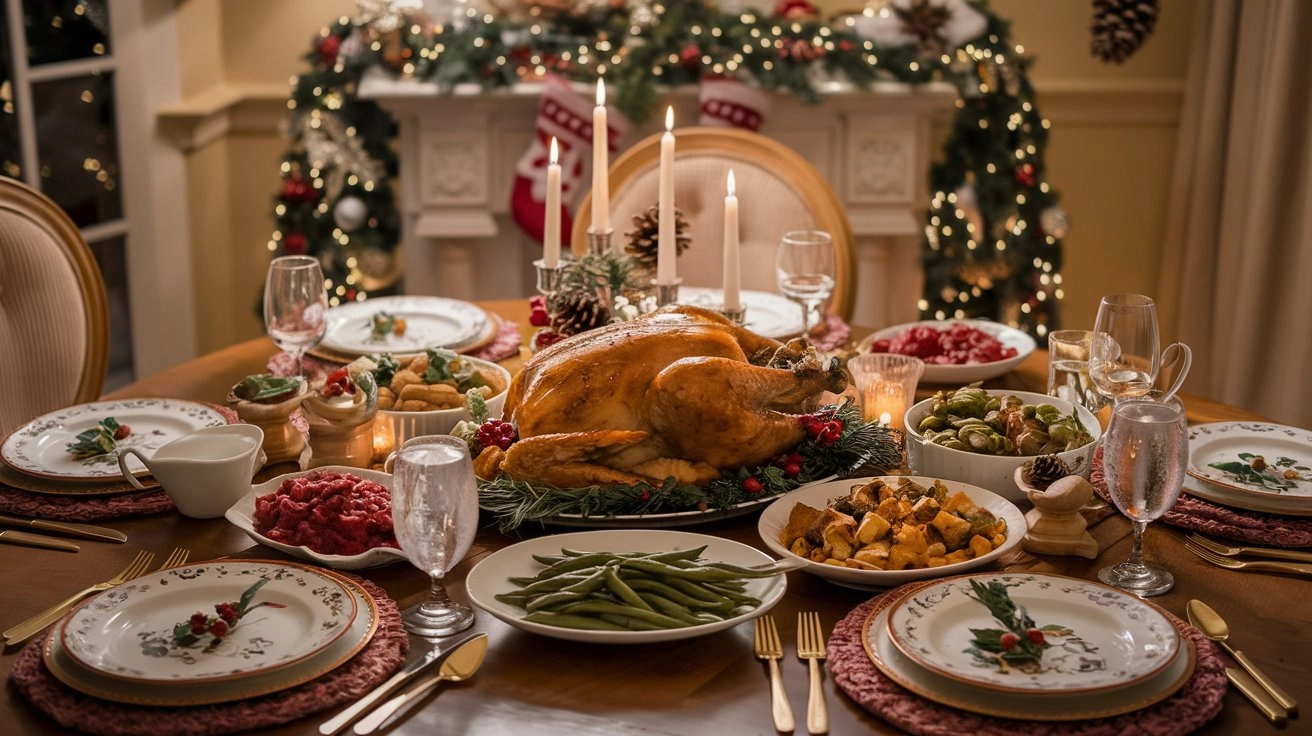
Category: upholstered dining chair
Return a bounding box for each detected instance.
[572,126,856,321]
[0,176,109,435]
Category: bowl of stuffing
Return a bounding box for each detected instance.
[358,350,512,446]
[904,387,1100,503]
[225,466,408,569]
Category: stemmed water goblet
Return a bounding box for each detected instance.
[263,255,328,377]
[1088,293,1192,405]
[389,435,479,637]
[1097,394,1189,597]
[775,230,835,336]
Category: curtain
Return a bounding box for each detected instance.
[1157,0,1312,427]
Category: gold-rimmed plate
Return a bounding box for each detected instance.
[861,578,1195,721]
[44,561,378,706]
[1186,422,1312,512]
[320,295,490,358]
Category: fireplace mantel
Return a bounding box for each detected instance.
[360,71,956,328]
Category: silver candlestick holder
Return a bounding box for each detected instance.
[534,259,567,296]
[718,304,747,326]
[586,229,614,257]
[652,278,682,308]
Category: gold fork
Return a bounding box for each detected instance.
[754,614,794,733]
[1184,542,1312,577]
[155,547,191,571]
[1186,533,1312,563]
[3,549,155,645]
[797,612,828,734]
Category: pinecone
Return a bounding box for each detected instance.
[550,288,611,336]
[1090,0,1159,64]
[1021,454,1072,490]
[624,204,691,269]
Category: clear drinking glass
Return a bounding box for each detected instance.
[1097,395,1188,597]
[775,230,835,335]
[1088,293,1192,406]
[390,435,479,637]
[1047,329,1108,413]
[263,255,327,377]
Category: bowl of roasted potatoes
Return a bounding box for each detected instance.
[363,350,511,444]
[757,476,1025,590]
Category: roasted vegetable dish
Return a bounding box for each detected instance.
[916,386,1093,456]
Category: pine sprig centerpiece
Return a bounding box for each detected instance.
[478,399,900,533]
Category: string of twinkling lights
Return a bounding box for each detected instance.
[268,0,1066,333]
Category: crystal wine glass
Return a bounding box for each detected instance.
[775,229,835,335]
[390,434,479,637]
[1088,293,1191,405]
[263,255,327,377]
[1097,394,1188,597]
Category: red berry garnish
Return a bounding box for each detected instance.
[743,477,764,494]
[215,602,240,623]
[476,419,517,450]
[999,632,1020,650]
[189,613,209,635]
[113,424,131,440]
[1026,628,1046,645]
[783,462,801,477]
[208,619,229,638]
[815,420,843,447]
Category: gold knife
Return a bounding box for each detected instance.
[0,513,126,543]
[1227,668,1289,724]
[0,530,80,552]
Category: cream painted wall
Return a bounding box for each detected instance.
[175,0,1195,351]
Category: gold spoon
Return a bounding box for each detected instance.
[352,633,488,734]
[1186,600,1298,714]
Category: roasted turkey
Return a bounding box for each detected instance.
[477,305,847,488]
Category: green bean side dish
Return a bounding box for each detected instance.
[495,547,793,631]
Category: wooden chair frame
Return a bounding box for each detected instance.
[0,176,109,403]
[573,126,857,321]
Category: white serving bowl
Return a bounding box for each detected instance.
[379,356,512,445]
[225,465,408,570]
[904,389,1101,504]
[857,320,1036,385]
[757,477,1026,590]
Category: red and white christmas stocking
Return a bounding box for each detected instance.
[698,77,771,131]
[510,75,628,244]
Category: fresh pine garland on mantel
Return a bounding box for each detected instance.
[273,0,1067,336]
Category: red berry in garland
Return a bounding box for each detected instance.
[743,477,764,494]
[476,419,517,450]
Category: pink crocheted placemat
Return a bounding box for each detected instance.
[9,576,407,736]
[0,405,243,521]
[1092,446,1312,548]
[828,587,1226,736]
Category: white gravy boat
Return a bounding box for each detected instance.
[118,424,265,518]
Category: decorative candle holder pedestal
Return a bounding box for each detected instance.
[652,278,681,308]
[1018,470,1100,559]
[586,229,613,257]
[718,304,747,327]
[226,381,308,467]
[301,394,378,470]
[533,259,567,296]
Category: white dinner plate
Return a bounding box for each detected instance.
[45,562,378,705]
[1,399,229,480]
[856,319,1036,385]
[320,295,490,357]
[466,529,787,644]
[1186,422,1312,512]
[226,467,409,570]
[886,572,1180,695]
[679,287,805,339]
[757,477,1026,590]
[861,579,1196,721]
[61,560,357,684]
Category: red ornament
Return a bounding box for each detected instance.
[1015,162,1037,187]
[317,34,341,67]
[528,295,551,327]
[679,44,702,71]
[344,288,357,301]
[533,329,563,350]
[774,0,819,20]
[282,231,308,255]
[281,174,317,204]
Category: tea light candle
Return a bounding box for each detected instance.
[543,137,562,267]
[865,381,907,431]
[657,106,676,285]
[591,79,610,234]
[371,417,396,464]
[722,169,740,311]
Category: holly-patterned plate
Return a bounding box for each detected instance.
[1,399,228,481]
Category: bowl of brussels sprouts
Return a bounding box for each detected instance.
[904,387,1100,503]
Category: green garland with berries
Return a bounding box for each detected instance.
[477,400,900,534]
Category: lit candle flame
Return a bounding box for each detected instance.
[596,78,605,106]
[665,106,674,132]
[549,136,558,166]
[727,169,735,197]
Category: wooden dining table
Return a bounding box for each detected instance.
[1,300,1304,735]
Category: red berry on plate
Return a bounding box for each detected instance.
[1026,628,1046,645]
[189,612,208,635]
[999,632,1020,650]
[113,424,131,440]
[208,619,229,638]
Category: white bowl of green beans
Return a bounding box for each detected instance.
[466,529,790,643]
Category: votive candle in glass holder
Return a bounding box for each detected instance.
[848,353,924,431]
